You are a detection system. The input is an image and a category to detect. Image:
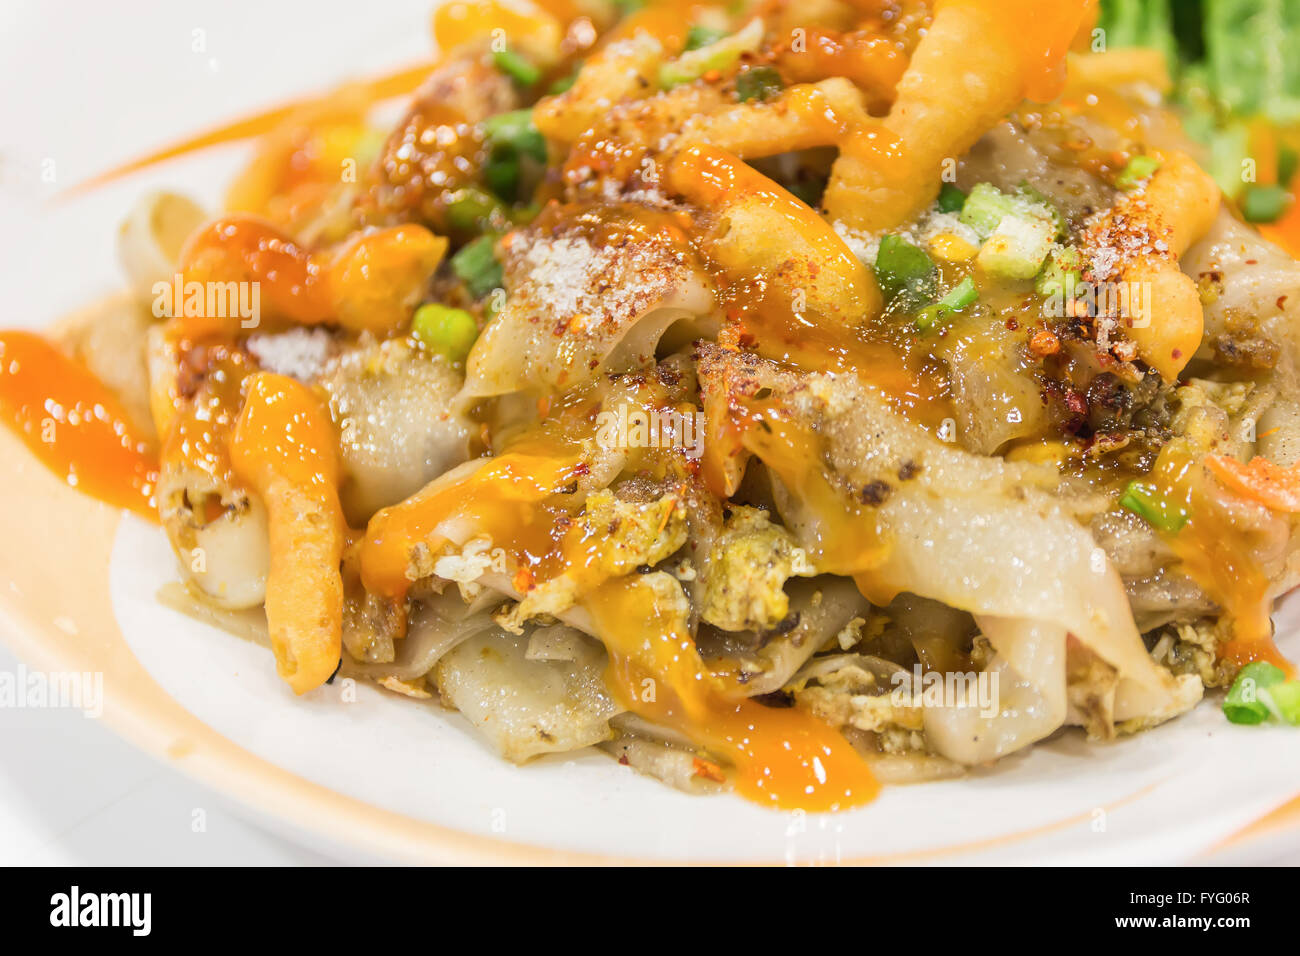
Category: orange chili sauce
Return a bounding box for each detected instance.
[941,0,1097,104]
[0,332,158,520]
[667,144,952,430]
[1259,167,1300,259]
[585,576,880,811]
[360,417,882,810]
[1142,447,1289,670]
[62,61,437,198]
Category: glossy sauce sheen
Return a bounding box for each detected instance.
[585,576,880,811]
[1146,448,1288,669]
[0,332,158,520]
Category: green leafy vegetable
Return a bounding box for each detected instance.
[958,182,1062,241]
[548,68,578,94]
[1096,0,1178,67]
[1205,0,1300,125]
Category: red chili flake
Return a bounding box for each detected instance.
[692,758,726,782]
[1029,329,1061,356]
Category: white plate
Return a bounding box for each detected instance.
[3,0,1299,865]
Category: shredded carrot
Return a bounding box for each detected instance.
[1205,454,1300,512]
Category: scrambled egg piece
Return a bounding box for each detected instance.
[498,489,687,631]
[699,506,815,632]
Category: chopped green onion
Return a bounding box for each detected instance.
[481,110,547,164]
[959,183,1022,237]
[1261,680,1300,726]
[480,109,547,202]
[659,17,763,88]
[874,234,937,305]
[1119,480,1188,534]
[959,182,1063,241]
[548,69,578,94]
[785,178,826,209]
[915,276,978,331]
[1035,246,1083,298]
[976,214,1055,280]
[735,65,784,103]
[484,153,521,201]
[445,187,508,232]
[493,49,540,87]
[1241,184,1290,223]
[685,24,727,50]
[1279,145,1298,189]
[1223,661,1287,725]
[1016,182,1068,240]
[451,236,504,299]
[937,183,967,213]
[412,304,479,364]
[1116,154,1162,190]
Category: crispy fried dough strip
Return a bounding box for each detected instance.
[230,373,345,695]
[175,217,446,338]
[824,0,1091,231]
[534,29,672,144]
[664,143,881,322]
[1083,150,1220,381]
[678,78,868,158]
[772,28,907,114]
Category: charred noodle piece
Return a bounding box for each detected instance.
[1079,150,1221,382]
[230,373,346,695]
[175,217,446,338]
[664,144,881,323]
[696,344,1193,758]
[824,0,1093,232]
